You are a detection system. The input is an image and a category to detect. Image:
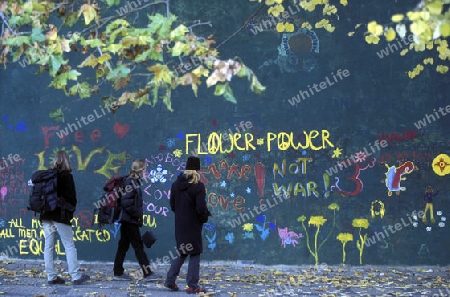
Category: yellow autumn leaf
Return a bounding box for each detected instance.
[367,21,383,36]
[340,0,348,6]
[423,57,433,65]
[302,22,313,29]
[440,22,450,37]
[325,24,335,32]
[347,31,355,36]
[276,22,285,32]
[79,4,97,25]
[400,49,409,56]
[426,42,434,50]
[406,11,422,21]
[365,35,380,44]
[391,14,404,22]
[192,65,209,77]
[147,64,173,85]
[285,23,295,32]
[98,53,112,64]
[436,65,449,74]
[384,28,396,41]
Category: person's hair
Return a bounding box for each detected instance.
[129,159,145,179]
[184,170,200,184]
[426,186,433,193]
[50,150,72,171]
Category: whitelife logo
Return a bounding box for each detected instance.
[288,69,350,106]
[55,103,115,139]
[414,105,450,130]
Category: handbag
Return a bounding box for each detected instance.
[142,230,157,248]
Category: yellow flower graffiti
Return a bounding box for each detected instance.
[352,218,369,264]
[242,223,254,232]
[337,232,353,265]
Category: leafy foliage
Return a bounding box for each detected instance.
[0,0,265,119]
[364,0,450,78]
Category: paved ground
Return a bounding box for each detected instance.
[0,259,449,296]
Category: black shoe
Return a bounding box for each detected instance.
[114,273,132,281]
[186,286,206,294]
[164,281,179,291]
[144,272,162,281]
[73,274,90,285]
[48,276,65,285]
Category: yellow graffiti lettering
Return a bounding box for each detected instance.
[273,182,293,197]
[29,239,42,255]
[208,133,220,154]
[143,215,157,228]
[95,150,129,179]
[71,145,104,171]
[19,240,29,255]
[307,181,320,198]
[220,134,234,153]
[0,228,15,238]
[245,133,256,151]
[273,159,287,178]
[31,219,42,229]
[34,150,48,170]
[18,229,37,238]
[96,230,110,242]
[294,182,307,197]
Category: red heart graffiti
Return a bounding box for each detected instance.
[113,122,130,139]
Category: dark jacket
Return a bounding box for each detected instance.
[170,174,209,255]
[119,176,143,225]
[40,170,77,225]
[424,191,439,203]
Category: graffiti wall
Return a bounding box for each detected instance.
[0,0,449,266]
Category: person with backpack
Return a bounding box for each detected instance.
[40,150,90,285]
[113,159,160,281]
[164,156,211,294]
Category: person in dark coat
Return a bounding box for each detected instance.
[164,156,211,294]
[41,150,90,285]
[113,159,160,281]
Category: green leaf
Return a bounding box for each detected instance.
[81,38,104,47]
[49,108,64,122]
[64,12,79,27]
[105,43,123,53]
[162,88,173,111]
[31,28,46,43]
[251,75,266,94]
[78,82,92,98]
[3,36,31,47]
[49,55,67,77]
[214,83,236,103]
[147,13,176,38]
[135,49,163,62]
[214,84,226,96]
[105,0,121,7]
[170,24,189,41]
[106,64,131,80]
[136,93,151,109]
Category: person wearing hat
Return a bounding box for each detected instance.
[164,156,211,294]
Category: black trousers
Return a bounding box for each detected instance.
[113,222,151,276]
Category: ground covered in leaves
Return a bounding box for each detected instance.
[0,259,449,296]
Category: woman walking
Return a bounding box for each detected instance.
[41,150,90,285]
[164,156,211,294]
[113,159,160,280]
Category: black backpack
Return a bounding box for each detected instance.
[93,175,127,237]
[28,169,75,217]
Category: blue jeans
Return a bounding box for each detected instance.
[166,253,200,288]
[43,220,81,281]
